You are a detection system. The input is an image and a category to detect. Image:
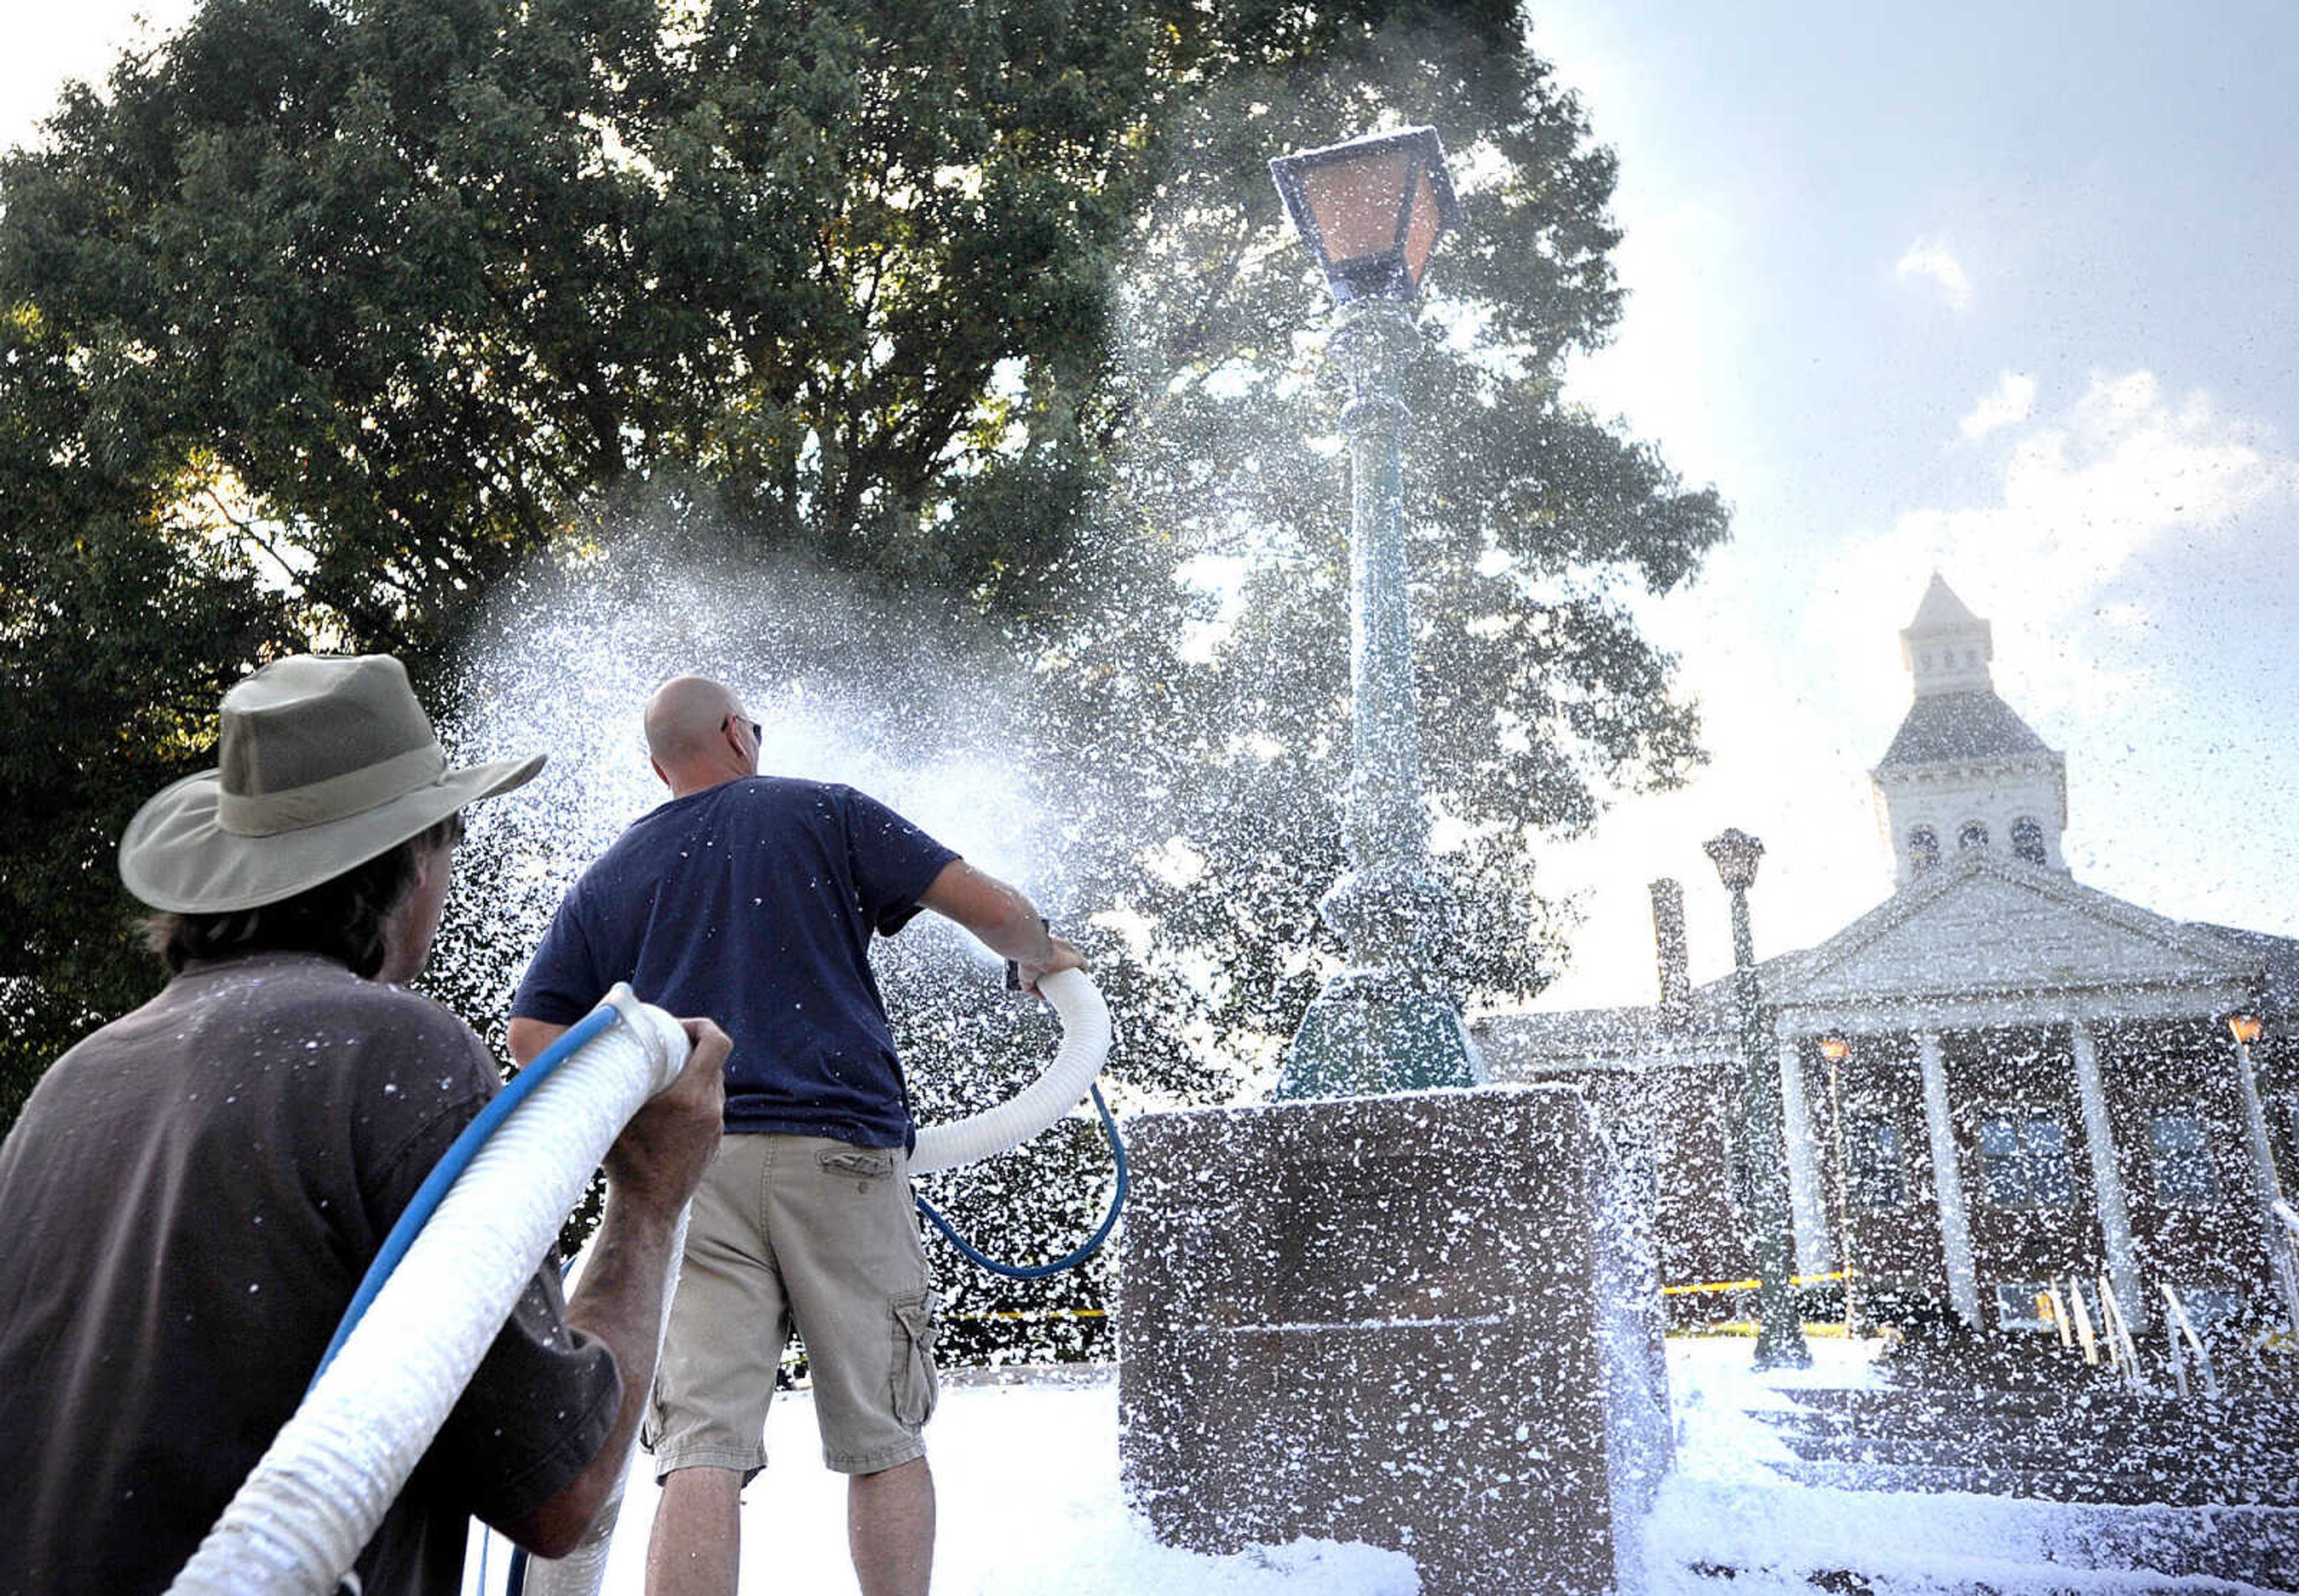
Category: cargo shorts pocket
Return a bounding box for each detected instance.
[820,1146,896,1187]
[890,1289,940,1429]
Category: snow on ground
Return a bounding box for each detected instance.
[463,1372,1416,1596]
[464,1338,2288,1595]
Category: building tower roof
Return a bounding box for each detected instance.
[1879,575,2055,767]
[1879,690,2052,767]
[1878,574,2054,766]
[1907,571,1984,633]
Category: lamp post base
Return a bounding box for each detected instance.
[1273,969,1485,1100]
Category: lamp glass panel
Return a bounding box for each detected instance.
[1706,832,1763,888]
[1402,165,1444,287]
[1305,150,1412,264]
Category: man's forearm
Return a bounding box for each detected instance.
[920,861,1053,963]
[972,888,1055,966]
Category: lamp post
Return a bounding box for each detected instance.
[1706,828,1810,1369]
[1266,126,1483,1100]
[2227,1015,2299,1337]
[1816,1034,1864,1339]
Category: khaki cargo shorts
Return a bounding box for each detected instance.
[644,1133,938,1479]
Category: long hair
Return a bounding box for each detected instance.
[144,814,461,979]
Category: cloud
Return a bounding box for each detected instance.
[1895,237,1972,309]
[1958,371,2036,438]
[1815,369,2299,719]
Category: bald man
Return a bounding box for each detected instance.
[509,676,1082,1596]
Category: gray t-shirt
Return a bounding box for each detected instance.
[0,953,621,1596]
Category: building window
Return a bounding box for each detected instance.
[1993,1281,2055,1331]
[1958,820,1990,851]
[1848,1115,1906,1209]
[1976,1112,2074,1207]
[1907,826,1940,872]
[2168,1285,2245,1336]
[2011,816,2048,866]
[2149,1111,2218,1204]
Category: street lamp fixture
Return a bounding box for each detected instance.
[1703,827,1764,893]
[1816,1034,1863,1338]
[1707,828,1810,1369]
[1269,126,1463,305]
[1266,126,1482,1100]
[2230,1014,2265,1048]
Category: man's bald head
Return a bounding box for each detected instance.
[644,675,754,794]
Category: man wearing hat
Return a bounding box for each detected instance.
[0,653,729,1595]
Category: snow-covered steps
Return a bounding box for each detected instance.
[1758,1384,2299,1509]
[1649,1339,2299,1593]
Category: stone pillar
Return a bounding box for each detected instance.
[1119,1088,1670,1596]
[1775,1026,1833,1275]
[1916,1030,1980,1327]
[2070,1019,2143,1327]
[1649,878,1692,1022]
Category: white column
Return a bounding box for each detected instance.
[1776,1027,1832,1275]
[2230,1035,2299,1336]
[2070,1020,2143,1328]
[1918,1030,1980,1327]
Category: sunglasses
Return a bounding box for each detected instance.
[724,714,763,743]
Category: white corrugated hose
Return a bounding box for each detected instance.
[911,967,1111,1175]
[513,1208,685,1596]
[167,985,690,1596]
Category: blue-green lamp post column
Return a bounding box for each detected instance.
[1265,127,1484,1100]
[1706,828,1813,1369]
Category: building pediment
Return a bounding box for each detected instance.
[1772,851,2255,1012]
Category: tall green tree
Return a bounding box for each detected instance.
[1,0,1727,1174]
[0,0,1163,1115]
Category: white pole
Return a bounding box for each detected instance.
[2230,1035,2299,1339]
[1776,1028,1831,1275]
[2071,1021,2143,1328]
[1916,1032,1980,1327]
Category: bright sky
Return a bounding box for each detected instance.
[10,2,2298,1010]
[1522,1,2299,1007]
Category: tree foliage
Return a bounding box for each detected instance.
[0,0,1163,1112]
[0,0,1730,1270]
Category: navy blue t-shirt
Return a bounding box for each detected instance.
[511,777,959,1148]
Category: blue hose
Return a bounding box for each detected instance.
[310,1003,624,1388]
[912,1084,1127,1280]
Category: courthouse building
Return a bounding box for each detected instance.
[1473,577,2299,1336]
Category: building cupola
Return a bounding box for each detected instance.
[1871,575,2069,887]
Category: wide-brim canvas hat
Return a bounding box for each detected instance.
[120,654,544,914]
